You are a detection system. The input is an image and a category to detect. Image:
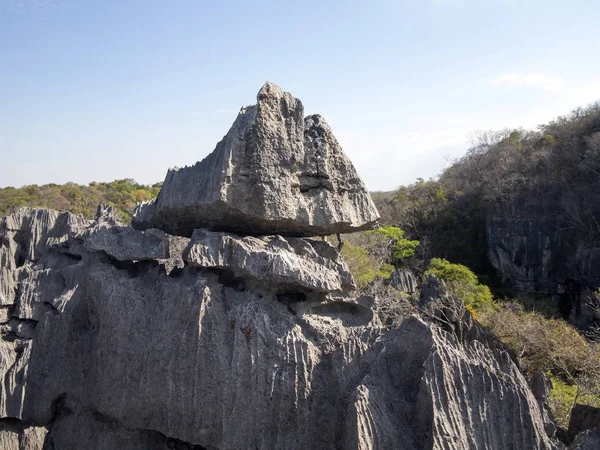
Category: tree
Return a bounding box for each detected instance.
[340,242,379,288]
[0,180,162,221]
[480,302,600,427]
[363,226,419,268]
[340,227,419,288]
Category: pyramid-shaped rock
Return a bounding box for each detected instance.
[133,82,380,236]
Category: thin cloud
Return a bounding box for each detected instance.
[491,73,565,91]
[568,80,600,106]
[491,73,600,108]
[1,0,60,15]
[214,108,238,115]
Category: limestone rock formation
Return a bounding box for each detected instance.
[486,200,600,334]
[568,430,600,450]
[132,82,380,237]
[344,316,554,450]
[183,229,355,293]
[84,227,170,261]
[567,404,600,444]
[0,81,567,450]
[389,268,418,294]
[0,206,563,449]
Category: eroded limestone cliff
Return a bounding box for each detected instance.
[0,83,570,449]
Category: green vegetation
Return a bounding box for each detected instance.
[340,242,380,288]
[0,179,161,222]
[341,226,419,288]
[373,101,600,290]
[549,376,600,428]
[373,178,490,279]
[365,226,420,265]
[341,225,599,427]
[482,304,598,379]
[425,258,496,312]
[481,303,600,426]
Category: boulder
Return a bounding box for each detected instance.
[568,430,600,450]
[529,371,553,403]
[344,316,555,450]
[84,227,170,261]
[568,404,600,443]
[132,82,380,237]
[182,229,355,293]
[389,268,418,294]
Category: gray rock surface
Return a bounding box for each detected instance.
[568,430,600,450]
[568,404,600,443]
[132,82,380,237]
[389,268,418,294]
[183,229,355,292]
[84,227,169,261]
[486,200,600,334]
[0,207,560,449]
[0,423,47,450]
[344,316,554,450]
[530,371,553,402]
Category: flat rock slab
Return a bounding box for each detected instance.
[133,82,380,237]
[183,229,355,292]
[84,227,169,261]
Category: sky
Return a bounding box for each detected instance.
[2,0,600,192]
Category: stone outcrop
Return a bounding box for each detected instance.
[84,227,170,261]
[568,430,600,450]
[183,229,355,293]
[486,200,600,333]
[345,316,554,450]
[388,268,418,294]
[567,404,600,444]
[0,207,561,449]
[132,82,380,237]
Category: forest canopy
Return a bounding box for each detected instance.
[0,179,162,222]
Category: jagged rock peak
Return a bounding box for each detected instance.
[132,82,380,237]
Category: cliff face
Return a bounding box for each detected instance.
[486,199,600,330]
[0,207,557,449]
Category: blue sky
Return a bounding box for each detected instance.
[2,0,600,191]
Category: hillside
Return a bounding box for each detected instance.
[373,101,600,334]
[0,179,162,222]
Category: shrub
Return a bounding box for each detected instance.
[364,226,420,264]
[0,180,162,221]
[425,258,496,312]
[549,375,600,428]
[340,242,378,288]
[480,303,599,380]
[481,303,600,426]
[341,227,420,288]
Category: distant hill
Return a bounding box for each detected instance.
[0,179,161,222]
[373,100,600,333]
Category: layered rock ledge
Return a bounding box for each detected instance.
[0,207,567,449]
